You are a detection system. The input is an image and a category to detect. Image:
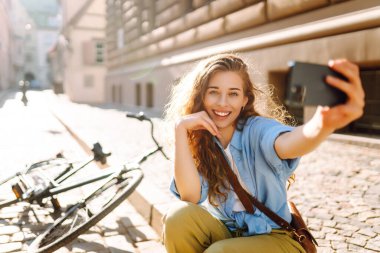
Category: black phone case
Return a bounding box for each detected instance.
[285,61,347,108]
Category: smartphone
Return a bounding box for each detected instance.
[285,61,347,108]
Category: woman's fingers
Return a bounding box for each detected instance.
[325,75,351,95]
[200,112,221,137]
[328,59,361,87]
[326,59,365,107]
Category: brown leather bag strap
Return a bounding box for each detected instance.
[217,146,293,232]
[219,152,255,214]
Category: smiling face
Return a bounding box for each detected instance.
[203,71,248,137]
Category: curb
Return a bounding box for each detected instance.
[328,133,380,149]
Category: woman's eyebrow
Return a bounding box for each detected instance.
[207,86,242,91]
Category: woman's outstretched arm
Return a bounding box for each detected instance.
[275,59,365,159]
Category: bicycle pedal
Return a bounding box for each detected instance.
[51,197,61,211]
[11,183,24,199]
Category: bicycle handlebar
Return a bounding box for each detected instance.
[126,112,147,121]
[126,112,170,161]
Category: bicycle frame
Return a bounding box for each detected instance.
[1,113,168,211]
[0,143,110,209]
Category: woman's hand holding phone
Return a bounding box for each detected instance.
[319,59,365,131]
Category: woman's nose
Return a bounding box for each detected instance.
[217,94,227,106]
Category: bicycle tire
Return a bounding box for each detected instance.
[28,168,143,253]
[0,158,73,209]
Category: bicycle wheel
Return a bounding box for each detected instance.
[28,168,143,253]
[0,158,74,209]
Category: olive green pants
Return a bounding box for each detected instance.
[163,201,306,253]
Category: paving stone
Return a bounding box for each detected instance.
[71,241,107,252]
[358,228,377,238]
[0,226,20,236]
[372,226,380,234]
[10,232,24,242]
[317,247,334,253]
[77,233,104,243]
[321,226,337,234]
[136,240,166,253]
[0,235,10,244]
[365,217,380,226]
[315,213,334,220]
[325,233,346,242]
[127,225,160,242]
[52,246,71,253]
[119,213,149,228]
[323,220,337,228]
[358,211,379,222]
[347,237,367,247]
[366,237,380,251]
[104,235,136,253]
[348,243,368,252]
[331,240,347,250]
[0,242,23,253]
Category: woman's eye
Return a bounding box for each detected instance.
[209,90,218,95]
[229,92,239,97]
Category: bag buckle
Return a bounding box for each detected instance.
[232,227,246,237]
[293,229,306,243]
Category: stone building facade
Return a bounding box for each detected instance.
[56,0,107,103]
[105,0,380,134]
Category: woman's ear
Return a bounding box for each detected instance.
[243,96,248,107]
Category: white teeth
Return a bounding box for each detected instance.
[214,111,230,117]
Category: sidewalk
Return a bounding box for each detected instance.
[1,90,379,252]
[0,90,166,253]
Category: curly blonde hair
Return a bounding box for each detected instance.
[164,53,291,206]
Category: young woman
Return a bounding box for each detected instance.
[163,54,364,253]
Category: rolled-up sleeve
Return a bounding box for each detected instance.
[169,174,209,204]
[257,119,300,178]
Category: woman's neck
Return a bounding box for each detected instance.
[218,126,235,149]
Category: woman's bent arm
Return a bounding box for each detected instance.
[174,124,201,203]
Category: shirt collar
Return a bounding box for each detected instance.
[212,128,243,151]
[230,129,242,151]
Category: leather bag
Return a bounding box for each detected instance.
[289,201,318,253]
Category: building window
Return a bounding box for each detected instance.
[351,69,380,134]
[146,82,153,108]
[135,83,141,106]
[96,42,104,63]
[82,40,105,65]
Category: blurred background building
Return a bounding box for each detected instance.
[0,0,60,91]
[53,0,107,103]
[18,0,61,89]
[2,0,379,136]
[104,0,380,135]
[0,0,13,91]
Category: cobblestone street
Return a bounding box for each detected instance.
[0,90,379,252]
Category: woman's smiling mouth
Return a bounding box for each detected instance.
[213,110,231,117]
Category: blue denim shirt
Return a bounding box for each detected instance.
[170,116,300,236]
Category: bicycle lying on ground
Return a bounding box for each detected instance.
[0,112,168,253]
